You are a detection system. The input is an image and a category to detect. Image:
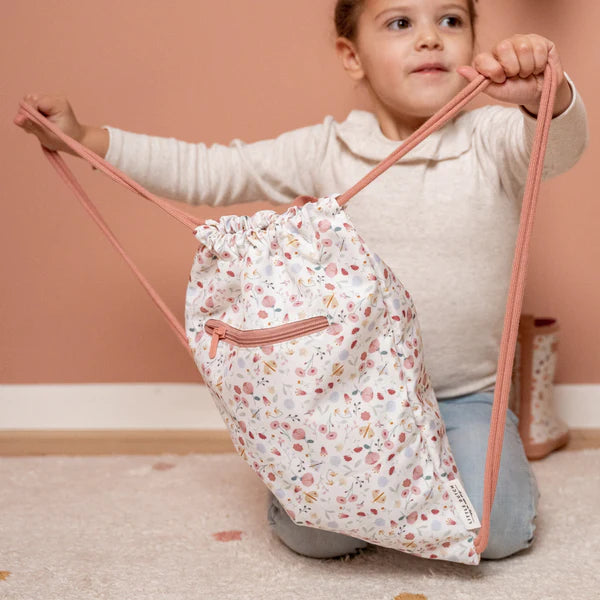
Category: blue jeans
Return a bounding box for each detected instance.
[267,390,540,560]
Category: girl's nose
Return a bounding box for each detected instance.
[415,28,443,50]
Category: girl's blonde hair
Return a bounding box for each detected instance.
[334,0,479,43]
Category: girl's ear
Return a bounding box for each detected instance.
[335,37,365,82]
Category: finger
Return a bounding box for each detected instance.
[524,34,553,75]
[36,94,59,117]
[512,35,535,78]
[456,65,479,82]
[24,93,50,117]
[492,40,520,78]
[472,52,506,84]
[546,42,564,86]
[24,93,39,107]
[14,112,27,126]
[531,40,549,75]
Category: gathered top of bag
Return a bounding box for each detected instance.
[196,195,344,260]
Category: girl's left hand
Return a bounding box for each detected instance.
[456,34,564,106]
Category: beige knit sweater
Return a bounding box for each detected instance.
[101,71,589,399]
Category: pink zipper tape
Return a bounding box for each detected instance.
[205,316,329,358]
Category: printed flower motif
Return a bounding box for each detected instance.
[368,339,380,353]
[262,296,276,307]
[325,263,338,277]
[365,452,379,465]
[361,387,373,402]
[301,473,314,486]
[327,323,343,335]
[292,428,306,440]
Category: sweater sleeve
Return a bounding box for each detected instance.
[99,118,332,207]
[471,71,590,202]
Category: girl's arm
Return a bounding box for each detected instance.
[89,120,330,207]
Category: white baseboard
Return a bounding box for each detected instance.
[0,383,598,430]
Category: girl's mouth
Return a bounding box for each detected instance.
[414,68,447,74]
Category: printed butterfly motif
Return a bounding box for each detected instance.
[360,423,375,439]
[263,360,277,374]
[331,363,344,377]
[323,294,339,309]
[372,489,387,504]
[304,491,318,503]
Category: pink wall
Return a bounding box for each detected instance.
[2,1,598,384]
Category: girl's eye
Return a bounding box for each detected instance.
[441,15,463,27]
[387,18,410,30]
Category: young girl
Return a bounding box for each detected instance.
[16,0,588,561]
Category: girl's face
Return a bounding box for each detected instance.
[338,0,475,136]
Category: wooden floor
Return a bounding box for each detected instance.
[0,428,598,457]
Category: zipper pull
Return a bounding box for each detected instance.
[209,326,226,359]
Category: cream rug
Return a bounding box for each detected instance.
[1,448,598,600]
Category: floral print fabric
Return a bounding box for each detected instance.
[185,195,481,565]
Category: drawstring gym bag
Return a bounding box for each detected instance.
[15,63,557,565]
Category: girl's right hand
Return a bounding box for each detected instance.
[14,93,86,155]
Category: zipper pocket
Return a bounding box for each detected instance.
[205,315,330,359]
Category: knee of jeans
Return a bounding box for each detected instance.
[267,495,368,559]
[481,501,538,560]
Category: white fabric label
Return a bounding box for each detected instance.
[447,478,481,530]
